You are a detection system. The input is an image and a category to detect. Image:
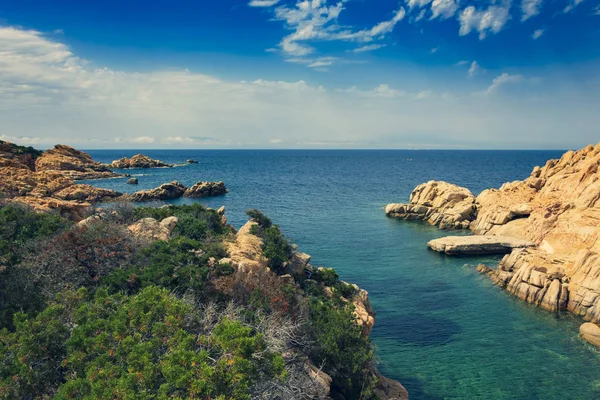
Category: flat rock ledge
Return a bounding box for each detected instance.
[427,235,535,255]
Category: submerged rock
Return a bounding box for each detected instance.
[186,159,199,164]
[385,180,477,229]
[427,235,535,255]
[109,154,173,169]
[127,177,139,184]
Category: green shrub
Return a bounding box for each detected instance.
[245,210,292,275]
[133,204,229,238]
[308,298,376,399]
[245,209,272,228]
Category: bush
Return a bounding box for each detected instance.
[0,286,286,400]
[0,205,71,329]
[245,210,292,275]
[245,209,272,228]
[308,298,376,399]
[134,204,229,238]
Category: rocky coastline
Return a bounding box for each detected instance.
[386,143,600,347]
[0,140,406,399]
[0,141,227,220]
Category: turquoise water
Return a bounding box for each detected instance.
[84,150,600,399]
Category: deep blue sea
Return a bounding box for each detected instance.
[84,150,600,400]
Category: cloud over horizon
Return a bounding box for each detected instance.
[0,24,598,150]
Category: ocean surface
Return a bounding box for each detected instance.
[83,150,600,400]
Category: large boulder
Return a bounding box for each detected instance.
[121,181,186,202]
[128,217,178,241]
[184,181,227,198]
[35,144,119,180]
[109,154,173,169]
[385,180,477,229]
[580,322,600,347]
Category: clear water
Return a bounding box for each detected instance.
[84,150,600,400]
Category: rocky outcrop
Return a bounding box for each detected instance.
[109,154,173,169]
[128,216,178,241]
[580,322,600,347]
[121,181,186,202]
[36,144,120,180]
[385,180,477,229]
[427,235,535,255]
[184,181,227,198]
[391,143,600,344]
[127,178,138,185]
[0,141,124,221]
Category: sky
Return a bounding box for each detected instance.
[0,0,599,149]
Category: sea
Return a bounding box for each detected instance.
[83,149,600,400]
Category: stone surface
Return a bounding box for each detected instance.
[109,154,173,169]
[427,235,535,255]
[127,178,139,184]
[121,181,186,202]
[580,322,600,347]
[394,143,600,327]
[183,181,228,198]
[186,159,199,164]
[385,180,477,229]
[36,144,120,180]
[128,217,178,241]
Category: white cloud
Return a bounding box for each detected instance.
[249,0,280,6]
[430,47,439,53]
[468,61,481,76]
[564,0,584,13]
[594,4,600,14]
[132,136,155,144]
[272,1,405,59]
[430,0,459,20]
[414,9,427,21]
[532,29,544,39]
[0,25,598,150]
[455,60,470,66]
[350,44,386,53]
[521,0,544,21]
[407,0,433,9]
[485,73,524,96]
[458,4,511,40]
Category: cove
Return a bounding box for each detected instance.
[84,149,600,399]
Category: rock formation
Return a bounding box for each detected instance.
[36,144,120,180]
[385,180,477,229]
[0,141,122,220]
[121,181,187,202]
[184,181,227,197]
[109,154,173,169]
[427,235,534,255]
[127,178,139,184]
[128,216,179,241]
[388,143,600,346]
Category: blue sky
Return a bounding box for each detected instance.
[0,0,598,149]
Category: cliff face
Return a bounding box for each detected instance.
[386,143,600,340]
[471,144,600,323]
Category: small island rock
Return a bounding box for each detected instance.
[109,154,173,169]
[127,177,139,184]
[580,322,600,347]
[184,181,228,197]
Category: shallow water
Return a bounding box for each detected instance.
[84,149,600,399]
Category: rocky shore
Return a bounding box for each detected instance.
[0,141,227,220]
[386,143,600,347]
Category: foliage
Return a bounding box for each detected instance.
[308,298,376,399]
[246,210,292,275]
[0,205,71,329]
[245,209,272,229]
[134,203,230,240]
[0,287,286,400]
[102,236,211,295]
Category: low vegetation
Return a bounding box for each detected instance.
[0,203,381,399]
